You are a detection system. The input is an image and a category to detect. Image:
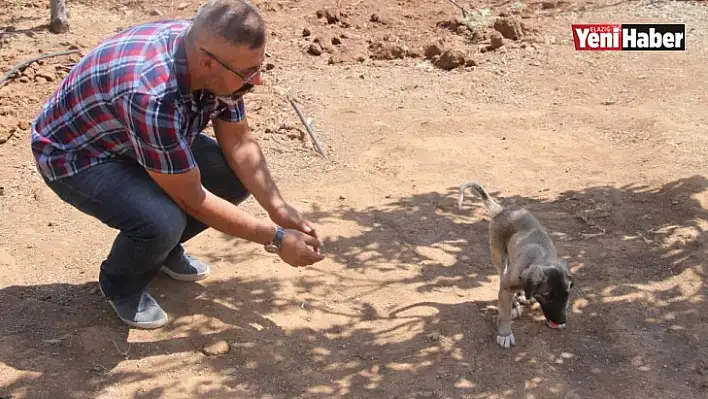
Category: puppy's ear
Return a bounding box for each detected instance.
[521,264,547,298]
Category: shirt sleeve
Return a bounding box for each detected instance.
[113,92,196,174]
[214,96,247,123]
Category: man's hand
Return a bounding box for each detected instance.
[269,202,317,236]
[270,203,321,254]
[213,117,323,255]
[278,229,325,266]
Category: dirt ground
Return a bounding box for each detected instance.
[1,0,707,398]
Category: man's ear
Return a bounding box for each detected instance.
[521,264,546,298]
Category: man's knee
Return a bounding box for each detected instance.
[130,201,187,252]
[228,191,251,206]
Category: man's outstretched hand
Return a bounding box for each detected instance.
[268,202,324,265]
[278,229,325,267]
[269,203,320,252]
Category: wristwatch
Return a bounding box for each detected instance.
[264,226,285,253]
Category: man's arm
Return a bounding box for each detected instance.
[212,116,287,217]
[114,92,277,245]
[146,167,277,245]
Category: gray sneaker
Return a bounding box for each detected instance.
[102,289,169,329]
[161,253,210,282]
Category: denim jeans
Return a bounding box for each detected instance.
[43,133,250,300]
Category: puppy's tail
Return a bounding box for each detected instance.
[458,180,504,218]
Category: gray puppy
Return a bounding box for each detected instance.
[458,181,574,348]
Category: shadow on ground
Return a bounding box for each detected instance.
[1,176,705,398]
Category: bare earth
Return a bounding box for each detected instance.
[1,0,707,398]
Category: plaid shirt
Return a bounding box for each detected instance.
[30,20,246,181]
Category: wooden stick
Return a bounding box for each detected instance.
[0,49,80,90]
[444,0,469,17]
[286,95,326,159]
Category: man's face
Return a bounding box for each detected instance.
[199,41,266,101]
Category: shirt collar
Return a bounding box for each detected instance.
[173,28,195,107]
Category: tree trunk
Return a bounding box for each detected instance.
[49,0,69,34]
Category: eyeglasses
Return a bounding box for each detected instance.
[199,47,264,83]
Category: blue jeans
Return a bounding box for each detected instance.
[43,134,250,300]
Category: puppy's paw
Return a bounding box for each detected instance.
[496,331,515,348]
[511,303,522,319]
[514,291,533,305]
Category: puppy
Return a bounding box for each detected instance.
[458,181,574,348]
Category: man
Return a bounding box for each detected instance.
[30,0,325,329]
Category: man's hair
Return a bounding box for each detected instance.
[190,0,266,49]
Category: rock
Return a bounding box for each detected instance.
[368,41,407,60]
[328,54,344,65]
[423,42,443,59]
[542,1,560,9]
[312,37,334,53]
[317,9,342,25]
[149,9,162,16]
[36,68,56,82]
[436,19,462,32]
[307,43,323,56]
[202,340,230,356]
[302,27,311,37]
[434,49,466,70]
[370,14,380,23]
[331,37,342,45]
[177,3,189,10]
[494,17,523,40]
[489,31,504,50]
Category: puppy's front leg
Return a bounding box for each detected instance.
[497,286,516,348]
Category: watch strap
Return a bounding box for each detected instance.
[272,226,285,249]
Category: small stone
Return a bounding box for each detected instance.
[202,340,230,356]
[631,355,644,367]
[177,3,189,10]
[434,49,466,70]
[302,27,311,37]
[489,31,504,50]
[494,17,524,40]
[368,41,407,60]
[423,42,443,59]
[331,36,342,45]
[149,9,162,16]
[307,43,323,56]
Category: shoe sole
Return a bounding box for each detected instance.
[160,265,210,282]
[99,286,169,329]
